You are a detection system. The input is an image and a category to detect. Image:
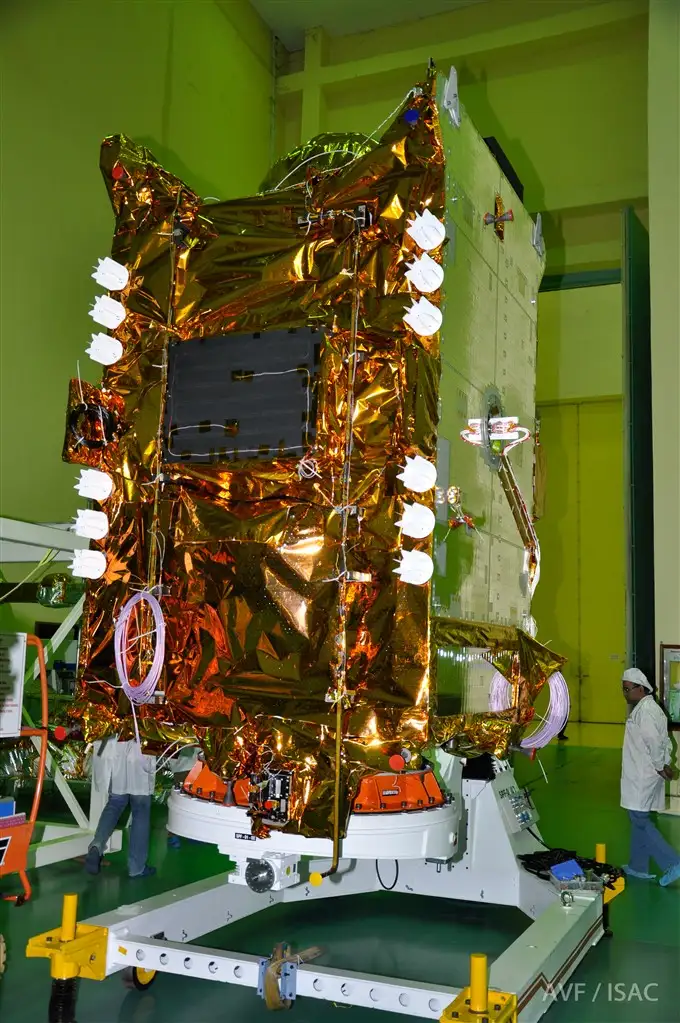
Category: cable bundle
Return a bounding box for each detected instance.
[489,670,570,748]
[518,847,623,887]
[113,590,165,705]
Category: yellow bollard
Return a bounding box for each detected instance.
[595,843,606,864]
[60,894,78,943]
[469,953,488,1014]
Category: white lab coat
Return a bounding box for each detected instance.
[92,737,157,798]
[168,748,199,775]
[620,696,672,811]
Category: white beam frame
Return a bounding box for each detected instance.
[2,575,124,865]
[0,517,88,563]
[81,863,602,1021]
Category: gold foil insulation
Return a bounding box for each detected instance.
[65,70,559,839]
[432,617,566,756]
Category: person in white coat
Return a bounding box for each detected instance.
[85,737,157,878]
[620,668,680,886]
[166,746,199,849]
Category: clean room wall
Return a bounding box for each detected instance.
[275,0,649,276]
[0,0,274,526]
[534,285,626,725]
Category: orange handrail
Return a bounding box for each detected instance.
[26,636,49,828]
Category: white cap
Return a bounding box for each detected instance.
[393,550,434,585]
[396,455,437,493]
[75,468,113,501]
[403,296,442,337]
[69,549,107,580]
[73,509,109,541]
[405,253,444,293]
[92,257,129,291]
[396,502,436,539]
[89,295,126,329]
[405,209,446,251]
[86,333,123,366]
[622,667,652,691]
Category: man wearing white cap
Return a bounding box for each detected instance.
[620,667,680,886]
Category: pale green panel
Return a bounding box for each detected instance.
[498,177,543,319]
[441,231,498,388]
[456,529,492,621]
[496,285,537,426]
[488,535,527,626]
[435,73,545,632]
[441,105,501,278]
[463,659,496,714]
[433,522,492,622]
[438,361,485,512]
[490,473,521,547]
[433,359,492,619]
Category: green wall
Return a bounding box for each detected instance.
[534,286,626,726]
[276,0,649,275]
[536,285,623,403]
[648,0,680,659]
[0,0,273,526]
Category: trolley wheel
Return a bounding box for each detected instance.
[0,934,6,977]
[123,966,158,991]
[15,895,26,908]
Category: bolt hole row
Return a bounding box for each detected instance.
[131,953,439,1012]
[134,950,221,976]
[333,985,438,1012]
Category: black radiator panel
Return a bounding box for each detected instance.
[163,327,321,464]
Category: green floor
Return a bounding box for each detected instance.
[1,743,679,1022]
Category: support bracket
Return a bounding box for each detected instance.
[257,951,298,1007]
[443,67,461,128]
[531,213,545,258]
[441,987,517,1022]
[26,922,109,982]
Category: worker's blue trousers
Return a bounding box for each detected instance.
[90,793,152,877]
[628,809,680,874]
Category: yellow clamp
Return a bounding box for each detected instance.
[441,954,517,1023]
[26,893,108,982]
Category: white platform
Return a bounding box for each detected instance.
[168,790,460,862]
[82,844,602,1022]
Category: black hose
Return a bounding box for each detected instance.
[48,978,78,1023]
[376,859,399,891]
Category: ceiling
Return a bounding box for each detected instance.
[249,0,484,52]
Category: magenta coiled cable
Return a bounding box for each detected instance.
[114,590,165,705]
[489,670,569,749]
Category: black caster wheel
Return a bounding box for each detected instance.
[15,895,26,907]
[123,966,158,991]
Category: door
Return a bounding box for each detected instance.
[533,399,626,724]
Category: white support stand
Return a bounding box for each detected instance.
[0,513,123,865]
[21,597,123,865]
[0,518,88,562]
[77,766,605,1021]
